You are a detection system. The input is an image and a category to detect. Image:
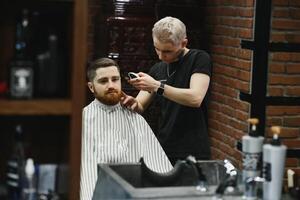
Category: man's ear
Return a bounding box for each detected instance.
[182,38,188,48]
[87,82,94,93]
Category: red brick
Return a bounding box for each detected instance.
[286,34,300,43]
[271,33,286,42]
[245,0,255,6]
[222,105,236,119]
[221,37,241,47]
[220,7,241,16]
[282,139,300,148]
[211,82,238,97]
[220,17,253,28]
[268,86,284,96]
[267,106,300,116]
[238,81,250,92]
[208,110,218,121]
[283,117,300,127]
[286,63,300,74]
[273,0,290,6]
[221,76,249,92]
[290,0,300,6]
[227,98,250,112]
[211,91,228,104]
[272,19,300,30]
[210,127,225,141]
[269,74,300,85]
[266,117,283,126]
[273,8,291,18]
[218,142,236,157]
[218,123,244,141]
[290,8,300,19]
[271,31,300,43]
[209,101,221,112]
[238,8,254,17]
[286,158,299,167]
[211,35,241,48]
[231,119,247,132]
[210,26,237,37]
[235,110,249,122]
[286,87,300,96]
[271,52,291,62]
[214,64,250,81]
[238,28,253,39]
[272,52,300,62]
[269,63,285,73]
[211,45,251,60]
[229,127,246,140]
[291,53,300,62]
[208,7,238,17]
[212,54,252,70]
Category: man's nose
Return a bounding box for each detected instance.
[107,80,116,88]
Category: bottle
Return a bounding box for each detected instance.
[262,126,287,200]
[36,33,64,97]
[9,8,34,99]
[6,124,26,200]
[22,158,37,200]
[242,118,264,199]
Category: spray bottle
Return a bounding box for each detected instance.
[242,118,264,199]
[262,126,287,200]
[22,158,37,200]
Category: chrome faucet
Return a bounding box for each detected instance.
[215,159,239,197]
[185,155,208,192]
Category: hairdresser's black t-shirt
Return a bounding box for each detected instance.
[148,49,211,160]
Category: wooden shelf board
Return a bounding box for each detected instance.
[0,99,71,115]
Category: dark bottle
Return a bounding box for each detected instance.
[36,33,64,97]
[9,9,34,99]
[6,124,26,200]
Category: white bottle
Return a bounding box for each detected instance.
[242,119,264,179]
[263,126,287,200]
[242,118,264,199]
[22,158,37,200]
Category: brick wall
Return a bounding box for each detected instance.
[205,0,254,168]
[268,0,300,178]
[206,0,300,179]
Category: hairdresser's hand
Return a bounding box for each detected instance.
[128,72,160,93]
[120,91,139,112]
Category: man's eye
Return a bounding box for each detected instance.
[98,80,107,84]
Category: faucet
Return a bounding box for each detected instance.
[215,159,239,197]
[185,155,208,192]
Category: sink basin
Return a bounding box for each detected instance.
[92,160,243,199]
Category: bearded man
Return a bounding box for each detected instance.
[80,58,173,200]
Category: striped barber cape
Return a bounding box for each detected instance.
[80,99,173,200]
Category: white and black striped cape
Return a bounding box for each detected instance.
[80,99,173,200]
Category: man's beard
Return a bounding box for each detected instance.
[96,89,122,105]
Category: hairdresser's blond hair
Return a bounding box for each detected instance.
[152,16,186,45]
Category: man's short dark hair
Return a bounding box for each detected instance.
[87,58,120,81]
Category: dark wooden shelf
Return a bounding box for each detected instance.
[0,99,71,115]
